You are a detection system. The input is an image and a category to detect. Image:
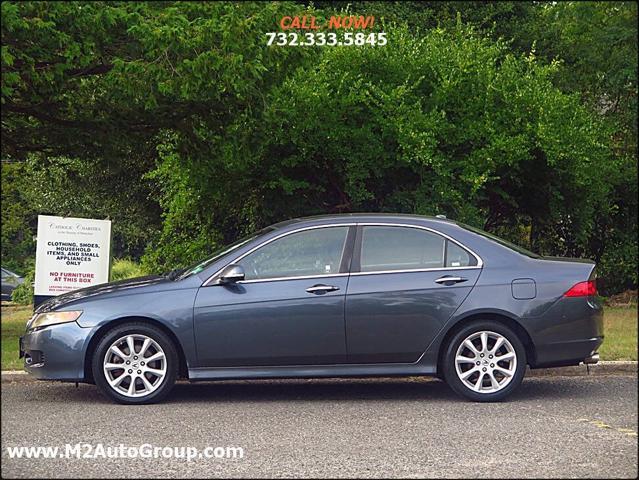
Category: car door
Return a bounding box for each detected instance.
[345,224,482,364]
[193,225,355,367]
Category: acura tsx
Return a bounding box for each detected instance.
[20,214,603,404]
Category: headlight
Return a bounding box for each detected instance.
[28,311,83,331]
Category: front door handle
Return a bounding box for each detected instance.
[434,276,468,285]
[306,284,340,294]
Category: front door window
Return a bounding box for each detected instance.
[238,227,349,281]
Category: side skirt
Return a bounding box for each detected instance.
[187,362,437,381]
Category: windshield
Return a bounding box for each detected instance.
[461,224,541,259]
[177,227,275,279]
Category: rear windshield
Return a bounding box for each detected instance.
[460,224,541,259]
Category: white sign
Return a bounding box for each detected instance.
[34,215,112,296]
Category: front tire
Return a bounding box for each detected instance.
[442,321,526,402]
[92,322,178,404]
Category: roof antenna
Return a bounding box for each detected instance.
[435,214,447,219]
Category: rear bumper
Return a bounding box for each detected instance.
[21,321,94,382]
[532,336,603,368]
[527,296,604,369]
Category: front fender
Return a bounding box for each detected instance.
[72,289,199,368]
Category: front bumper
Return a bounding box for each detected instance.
[21,321,95,382]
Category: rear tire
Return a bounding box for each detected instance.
[92,322,178,405]
[443,320,526,402]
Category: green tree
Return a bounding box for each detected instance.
[1,1,636,294]
[2,1,314,271]
[255,27,613,252]
[1,161,35,274]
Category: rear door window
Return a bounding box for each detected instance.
[360,226,445,272]
[446,240,477,267]
[359,226,477,272]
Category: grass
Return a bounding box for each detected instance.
[1,303,636,371]
[599,306,638,361]
[1,303,32,371]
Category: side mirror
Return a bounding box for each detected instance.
[217,264,245,284]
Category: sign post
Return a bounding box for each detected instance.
[34,215,112,307]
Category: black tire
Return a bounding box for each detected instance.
[442,320,526,402]
[92,322,178,405]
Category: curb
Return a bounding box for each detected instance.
[2,361,637,383]
[1,371,31,383]
[527,361,638,377]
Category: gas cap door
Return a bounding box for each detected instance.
[511,278,537,299]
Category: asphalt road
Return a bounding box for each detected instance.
[1,374,637,478]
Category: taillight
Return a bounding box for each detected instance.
[564,280,597,297]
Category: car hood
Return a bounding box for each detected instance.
[35,275,171,313]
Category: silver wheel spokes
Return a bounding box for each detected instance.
[455,331,517,394]
[103,334,167,398]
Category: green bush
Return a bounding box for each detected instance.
[10,262,34,305]
[110,258,147,282]
[597,232,639,296]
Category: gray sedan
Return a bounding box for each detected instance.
[20,214,603,404]
[1,267,24,301]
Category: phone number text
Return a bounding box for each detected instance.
[266,32,387,47]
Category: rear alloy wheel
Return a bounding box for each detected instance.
[92,323,178,404]
[443,321,526,402]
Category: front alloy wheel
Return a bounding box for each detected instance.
[443,321,526,402]
[103,334,168,398]
[93,323,178,404]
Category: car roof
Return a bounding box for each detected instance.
[270,213,457,229]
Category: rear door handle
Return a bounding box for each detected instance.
[306,284,340,294]
[435,276,468,285]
